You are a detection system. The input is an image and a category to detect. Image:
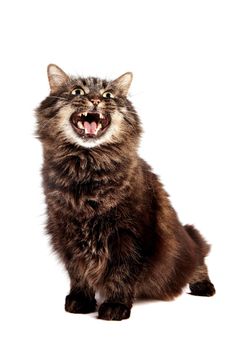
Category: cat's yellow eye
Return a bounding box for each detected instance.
[102,91,114,99]
[71,88,85,96]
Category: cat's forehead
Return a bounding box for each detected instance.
[71,76,109,92]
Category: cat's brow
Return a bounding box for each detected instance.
[92,77,98,85]
[80,78,87,86]
[102,80,108,89]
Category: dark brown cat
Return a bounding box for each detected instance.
[36,64,215,321]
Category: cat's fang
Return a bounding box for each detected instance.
[95,123,102,134]
[78,121,84,129]
[78,112,88,117]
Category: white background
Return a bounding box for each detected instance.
[0,0,232,349]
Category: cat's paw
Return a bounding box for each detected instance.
[65,294,97,314]
[98,302,131,321]
[189,280,216,297]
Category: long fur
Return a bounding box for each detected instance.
[36,66,215,320]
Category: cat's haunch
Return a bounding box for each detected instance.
[36,65,215,321]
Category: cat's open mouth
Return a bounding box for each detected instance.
[70,112,111,138]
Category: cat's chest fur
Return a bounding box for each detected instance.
[44,150,135,218]
[64,221,110,288]
[44,149,139,287]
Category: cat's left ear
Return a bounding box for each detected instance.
[112,72,133,96]
[47,64,69,93]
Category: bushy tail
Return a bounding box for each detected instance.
[184,224,210,259]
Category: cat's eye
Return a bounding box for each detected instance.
[71,87,85,96]
[102,91,114,99]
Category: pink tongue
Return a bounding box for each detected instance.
[84,121,97,135]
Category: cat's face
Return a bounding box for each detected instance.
[36,64,141,149]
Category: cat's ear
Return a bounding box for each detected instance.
[47,64,69,93]
[112,72,133,96]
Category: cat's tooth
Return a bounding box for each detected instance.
[78,121,84,129]
[95,123,102,135]
[100,114,104,119]
[83,112,87,117]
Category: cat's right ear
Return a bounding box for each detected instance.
[47,64,69,93]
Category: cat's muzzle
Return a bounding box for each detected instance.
[70,111,111,138]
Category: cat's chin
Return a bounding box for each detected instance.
[70,111,111,139]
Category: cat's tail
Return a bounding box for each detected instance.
[184,224,210,259]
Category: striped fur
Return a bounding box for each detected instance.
[36,65,215,321]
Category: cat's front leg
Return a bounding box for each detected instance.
[65,272,97,314]
[65,288,97,314]
[98,268,135,321]
[98,301,131,321]
[98,233,140,321]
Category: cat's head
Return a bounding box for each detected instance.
[36,64,141,149]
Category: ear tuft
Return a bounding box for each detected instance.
[112,72,133,96]
[47,64,69,93]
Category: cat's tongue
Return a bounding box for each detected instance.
[84,121,97,135]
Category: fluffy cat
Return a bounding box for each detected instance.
[36,64,215,321]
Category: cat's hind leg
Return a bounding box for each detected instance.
[189,263,216,296]
[184,224,216,297]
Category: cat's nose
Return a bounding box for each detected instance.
[91,98,101,106]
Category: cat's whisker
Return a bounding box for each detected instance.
[49,95,68,101]
[40,118,53,130]
[129,91,145,98]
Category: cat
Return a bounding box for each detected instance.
[36,64,215,321]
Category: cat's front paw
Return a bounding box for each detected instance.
[65,294,97,314]
[98,302,131,321]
